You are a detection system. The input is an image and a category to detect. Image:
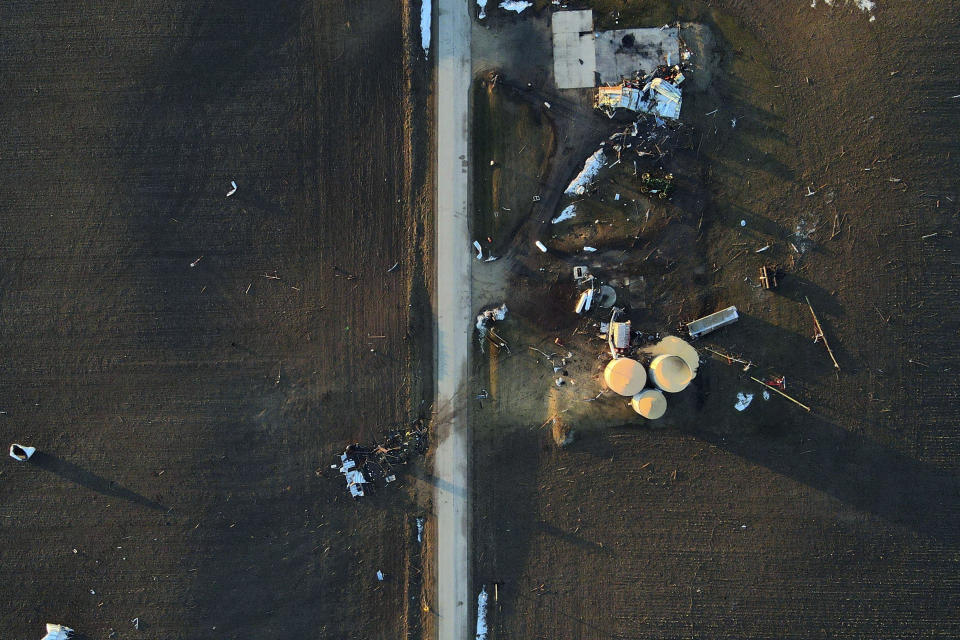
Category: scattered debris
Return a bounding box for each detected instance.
[131,618,139,631]
[750,376,811,412]
[416,517,425,543]
[377,570,384,581]
[596,64,687,119]
[226,180,237,197]
[9,443,36,461]
[639,172,674,198]
[535,240,548,253]
[686,306,739,339]
[703,346,753,371]
[734,392,754,411]
[583,246,597,252]
[759,265,778,289]
[387,261,400,273]
[473,240,484,260]
[477,0,487,19]
[805,296,840,370]
[331,421,428,499]
[574,288,594,314]
[189,256,203,268]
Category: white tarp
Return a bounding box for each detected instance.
[734,392,754,411]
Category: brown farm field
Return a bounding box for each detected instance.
[470,1,960,638]
[0,1,433,639]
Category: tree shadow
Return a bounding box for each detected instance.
[29,453,167,512]
[684,413,960,545]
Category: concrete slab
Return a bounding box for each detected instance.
[552,10,596,89]
[594,27,679,84]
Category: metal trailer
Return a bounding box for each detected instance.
[686,305,739,338]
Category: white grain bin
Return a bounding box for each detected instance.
[631,389,667,419]
[603,358,647,396]
[648,354,693,393]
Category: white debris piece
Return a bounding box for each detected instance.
[535,240,548,253]
[339,453,368,498]
[476,304,508,331]
[9,444,36,461]
[583,246,597,252]
[377,570,384,581]
[552,204,576,224]
[473,240,483,260]
[499,0,531,11]
[226,180,237,197]
[416,517,425,543]
[41,624,74,640]
[614,193,620,201]
[476,586,489,640]
[734,392,754,411]
[477,0,487,19]
[420,0,431,56]
[565,148,606,195]
[762,390,771,401]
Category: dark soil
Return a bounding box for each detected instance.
[0,1,432,639]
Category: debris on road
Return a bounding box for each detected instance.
[734,392,754,411]
[226,180,237,197]
[535,240,548,253]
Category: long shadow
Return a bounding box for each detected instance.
[29,452,167,512]
[684,413,960,545]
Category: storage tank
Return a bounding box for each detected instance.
[648,354,693,393]
[631,389,667,419]
[603,358,647,396]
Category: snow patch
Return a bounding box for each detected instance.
[420,0,431,56]
[810,0,876,20]
[734,392,754,411]
[476,586,489,640]
[553,204,576,224]
[565,148,606,195]
[499,0,532,11]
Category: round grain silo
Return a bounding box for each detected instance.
[603,358,647,397]
[648,354,693,393]
[631,389,667,419]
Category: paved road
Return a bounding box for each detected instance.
[434,0,472,638]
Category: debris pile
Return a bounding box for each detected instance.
[476,303,509,351]
[595,63,688,119]
[332,421,428,499]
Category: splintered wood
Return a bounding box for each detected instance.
[805,296,840,370]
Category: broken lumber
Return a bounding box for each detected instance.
[805,296,840,370]
[750,376,811,412]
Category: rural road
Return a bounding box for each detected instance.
[434,0,472,638]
